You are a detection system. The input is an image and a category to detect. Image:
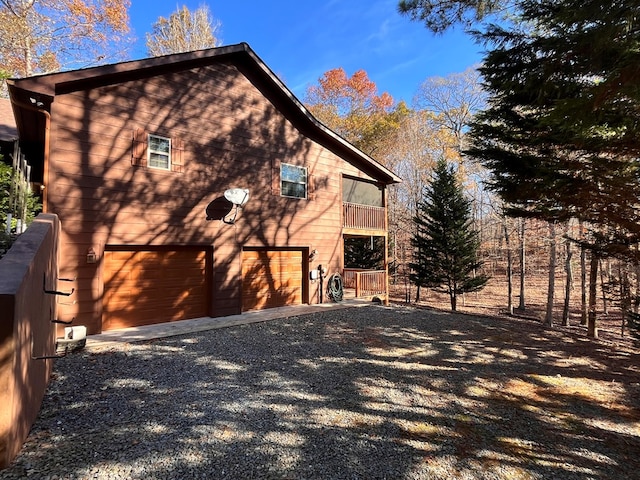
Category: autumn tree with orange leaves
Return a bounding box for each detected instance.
[305,68,408,157]
[0,0,131,88]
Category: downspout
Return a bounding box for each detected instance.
[10,99,51,213]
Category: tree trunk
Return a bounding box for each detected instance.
[503,215,513,315]
[619,262,631,337]
[562,234,573,326]
[588,252,599,338]
[518,218,526,310]
[580,221,588,325]
[405,266,411,303]
[545,222,557,326]
[635,246,640,314]
[24,37,33,78]
[599,259,608,315]
[449,281,457,311]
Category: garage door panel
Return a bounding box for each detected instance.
[103,248,209,330]
[242,249,303,311]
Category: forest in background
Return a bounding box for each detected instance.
[309,0,640,343]
[301,60,640,342]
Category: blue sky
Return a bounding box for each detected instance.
[128,0,483,104]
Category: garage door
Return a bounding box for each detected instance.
[103,248,209,330]
[242,249,303,311]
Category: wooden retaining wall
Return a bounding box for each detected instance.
[0,214,60,468]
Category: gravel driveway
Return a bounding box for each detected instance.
[2,304,639,479]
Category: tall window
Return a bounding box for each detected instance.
[148,134,171,170]
[281,163,307,199]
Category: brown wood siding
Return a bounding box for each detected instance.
[102,247,209,330]
[242,249,303,311]
[47,61,383,333]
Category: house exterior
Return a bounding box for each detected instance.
[7,43,400,335]
[0,98,18,160]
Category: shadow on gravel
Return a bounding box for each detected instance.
[3,305,640,479]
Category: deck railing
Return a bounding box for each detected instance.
[343,268,387,298]
[343,202,385,231]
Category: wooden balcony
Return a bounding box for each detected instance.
[343,269,387,298]
[342,202,386,234]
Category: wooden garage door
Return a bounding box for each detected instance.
[103,248,208,330]
[242,249,303,311]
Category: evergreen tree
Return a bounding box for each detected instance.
[398,0,507,33]
[464,0,640,336]
[0,160,40,231]
[467,0,640,256]
[409,158,489,310]
[344,236,384,270]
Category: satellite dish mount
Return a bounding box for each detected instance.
[223,188,250,224]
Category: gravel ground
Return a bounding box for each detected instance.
[2,304,640,480]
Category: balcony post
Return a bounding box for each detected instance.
[383,188,389,305]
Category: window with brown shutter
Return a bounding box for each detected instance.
[131,129,184,173]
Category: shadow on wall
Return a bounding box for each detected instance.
[101,246,211,331]
[205,196,234,222]
[241,249,303,311]
[54,61,340,333]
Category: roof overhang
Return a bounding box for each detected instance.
[8,43,401,184]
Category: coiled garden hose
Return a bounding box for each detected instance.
[327,273,344,302]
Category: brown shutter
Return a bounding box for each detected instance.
[271,159,281,195]
[172,137,184,173]
[308,171,315,200]
[131,128,148,167]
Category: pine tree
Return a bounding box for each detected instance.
[344,236,384,270]
[409,158,489,310]
[467,0,640,253]
[397,0,507,33]
[465,0,640,336]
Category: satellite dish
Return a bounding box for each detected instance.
[224,188,250,207]
[222,188,250,224]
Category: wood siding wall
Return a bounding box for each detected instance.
[47,62,380,334]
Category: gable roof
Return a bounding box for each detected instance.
[8,43,401,185]
[0,98,17,142]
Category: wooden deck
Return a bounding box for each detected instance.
[343,202,386,233]
[343,269,387,298]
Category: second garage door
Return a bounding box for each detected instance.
[242,249,303,311]
[103,248,209,331]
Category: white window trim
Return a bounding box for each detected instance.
[148,134,171,171]
[281,163,308,199]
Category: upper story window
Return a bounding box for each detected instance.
[148,134,171,170]
[132,128,183,172]
[281,163,307,199]
[342,176,383,207]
